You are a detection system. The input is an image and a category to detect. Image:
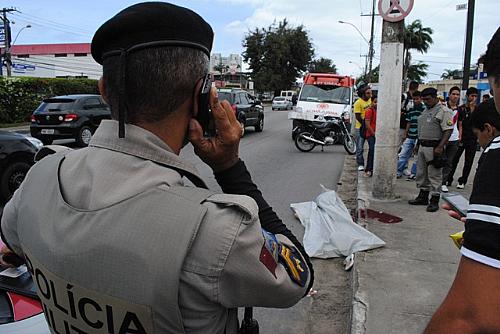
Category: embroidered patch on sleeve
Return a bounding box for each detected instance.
[278,244,309,287]
[446,119,453,126]
[259,230,280,277]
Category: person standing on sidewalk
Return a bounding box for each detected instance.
[409,87,453,212]
[354,85,372,171]
[397,90,424,178]
[425,28,500,333]
[364,96,377,177]
[400,81,419,142]
[446,87,479,189]
[441,86,461,192]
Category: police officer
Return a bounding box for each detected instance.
[0,3,313,333]
[409,87,454,212]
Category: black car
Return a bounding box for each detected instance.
[0,130,42,201]
[30,94,110,146]
[217,89,264,136]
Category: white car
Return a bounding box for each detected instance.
[272,97,293,110]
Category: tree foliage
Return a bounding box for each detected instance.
[243,19,314,94]
[407,62,429,82]
[307,57,337,74]
[403,20,433,84]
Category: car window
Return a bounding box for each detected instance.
[234,93,241,105]
[239,93,249,105]
[36,98,76,112]
[247,94,255,104]
[218,92,234,104]
[274,97,285,101]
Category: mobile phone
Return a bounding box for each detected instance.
[196,74,216,137]
[442,193,469,217]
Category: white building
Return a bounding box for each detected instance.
[210,53,242,74]
[3,43,102,79]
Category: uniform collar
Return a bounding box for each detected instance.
[89,120,207,188]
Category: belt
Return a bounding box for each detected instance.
[419,140,440,147]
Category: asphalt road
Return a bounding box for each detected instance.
[2,106,349,333]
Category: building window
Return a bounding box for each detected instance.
[17,54,30,58]
[55,53,67,57]
[74,53,87,57]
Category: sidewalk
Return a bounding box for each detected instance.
[352,155,478,334]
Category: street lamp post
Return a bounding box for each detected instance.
[12,24,31,45]
[339,20,374,82]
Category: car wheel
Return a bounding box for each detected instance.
[255,117,264,132]
[76,125,93,147]
[41,137,53,145]
[0,161,31,201]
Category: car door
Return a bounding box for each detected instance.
[238,92,254,124]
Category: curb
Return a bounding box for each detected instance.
[335,154,360,334]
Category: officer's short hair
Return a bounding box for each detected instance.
[409,81,419,90]
[412,90,421,98]
[421,88,437,98]
[471,100,500,131]
[479,27,500,85]
[103,47,208,123]
[449,86,460,95]
[466,87,478,96]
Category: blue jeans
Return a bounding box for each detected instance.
[397,138,417,175]
[356,129,366,166]
[365,136,376,172]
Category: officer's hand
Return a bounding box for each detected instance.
[189,87,241,172]
[0,245,23,268]
[434,146,444,156]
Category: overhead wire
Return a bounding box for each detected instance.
[13,58,102,76]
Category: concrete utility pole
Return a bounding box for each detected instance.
[461,0,475,90]
[1,8,16,77]
[372,18,405,199]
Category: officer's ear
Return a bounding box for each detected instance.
[98,77,110,105]
[191,77,204,118]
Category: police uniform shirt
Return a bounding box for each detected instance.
[1,120,310,334]
[417,103,454,141]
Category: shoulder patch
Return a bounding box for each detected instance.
[278,244,309,287]
[446,119,453,126]
[259,229,280,277]
[205,194,258,223]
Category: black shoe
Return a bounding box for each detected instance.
[409,190,430,205]
[426,194,440,212]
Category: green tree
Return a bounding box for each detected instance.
[407,62,429,82]
[403,20,433,85]
[307,57,337,73]
[243,19,314,95]
[357,65,379,84]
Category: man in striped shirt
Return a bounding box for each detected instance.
[425,27,500,333]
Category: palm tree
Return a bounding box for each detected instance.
[407,62,429,82]
[441,68,461,80]
[403,20,433,86]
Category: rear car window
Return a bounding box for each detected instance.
[36,98,75,112]
[218,92,234,104]
[274,97,285,101]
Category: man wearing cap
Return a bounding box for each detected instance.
[0,2,312,333]
[409,87,454,212]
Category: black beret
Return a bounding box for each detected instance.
[421,87,437,97]
[91,2,213,64]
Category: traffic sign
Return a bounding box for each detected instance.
[378,0,414,22]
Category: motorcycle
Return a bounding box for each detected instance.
[293,113,357,154]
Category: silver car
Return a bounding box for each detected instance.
[272,97,293,110]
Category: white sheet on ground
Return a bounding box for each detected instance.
[291,187,385,259]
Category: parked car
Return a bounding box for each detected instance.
[30,95,110,147]
[272,96,293,110]
[0,130,42,201]
[217,89,264,136]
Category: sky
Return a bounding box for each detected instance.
[5,0,499,82]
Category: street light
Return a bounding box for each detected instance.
[12,24,32,46]
[338,20,370,45]
[349,61,364,72]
